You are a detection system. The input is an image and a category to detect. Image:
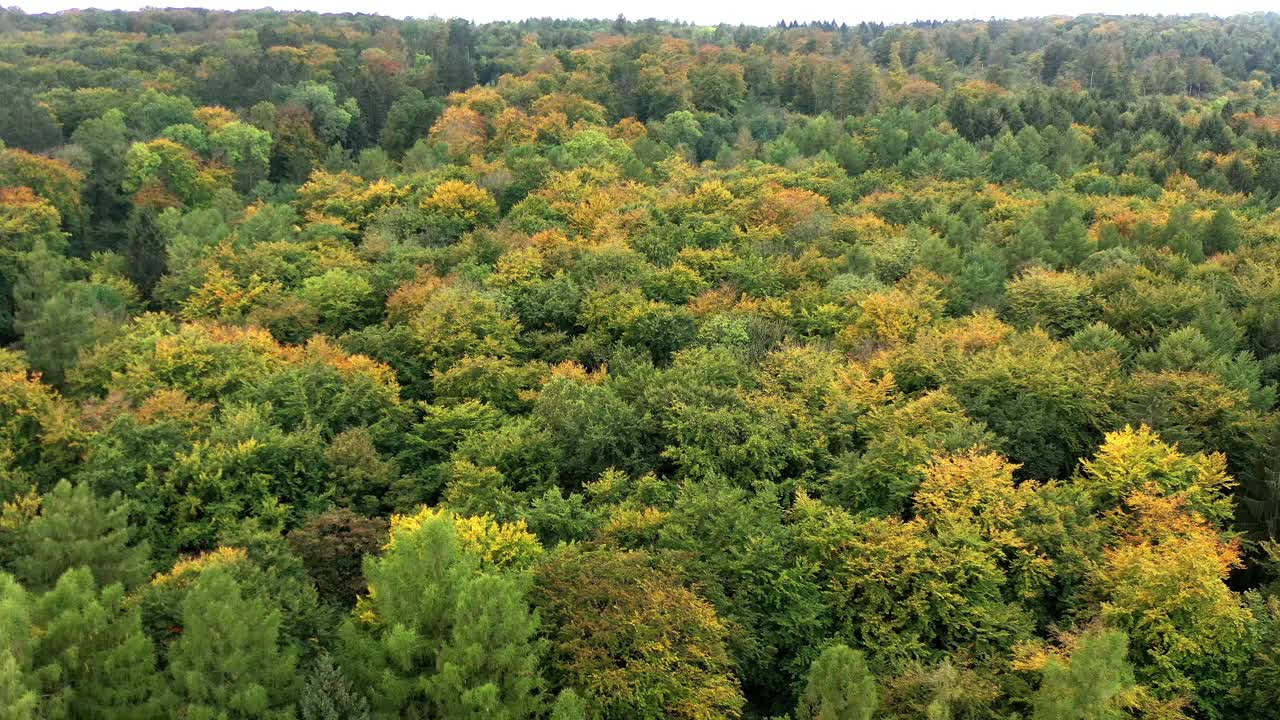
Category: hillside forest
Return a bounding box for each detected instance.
[2,8,1280,720]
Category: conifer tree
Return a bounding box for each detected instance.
[428,573,545,719]
[299,652,369,720]
[13,480,150,593]
[30,567,163,719]
[796,644,879,720]
[0,573,36,720]
[167,567,298,720]
[339,511,545,719]
[11,238,67,340]
[549,688,588,720]
[1032,629,1135,720]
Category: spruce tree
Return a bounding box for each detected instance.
[14,480,150,593]
[797,644,879,720]
[167,567,298,720]
[30,567,163,719]
[299,652,369,720]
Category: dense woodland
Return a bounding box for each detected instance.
[2,7,1280,719]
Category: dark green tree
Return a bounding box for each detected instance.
[299,652,370,720]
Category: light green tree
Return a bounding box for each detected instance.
[166,567,298,720]
[13,480,151,593]
[30,568,163,719]
[797,643,879,720]
[338,511,545,719]
[1032,629,1135,720]
[0,574,36,720]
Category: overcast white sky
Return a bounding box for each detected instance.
[7,0,1276,26]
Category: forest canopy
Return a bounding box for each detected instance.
[1,7,1280,719]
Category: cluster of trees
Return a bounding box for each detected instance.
[2,7,1280,719]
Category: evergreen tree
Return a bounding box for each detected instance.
[796,644,878,720]
[11,238,67,341]
[30,568,163,719]
[0,574,36,720]
[13,480,150,593]
[338,511,545,719]
[299,652,369,720]
[1032,629,1135,720]
[123,206,166,296]
[428,573,545,719]
[1201,207,1241,257]
[548,689,588,720]
[167,567,298,720]
[1015,194,1091,269]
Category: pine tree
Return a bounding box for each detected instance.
[11,238,67,340]
[167,567,298,720]
[1032,629,1135,720]
[338,511,465,717]
[0,651,35,720]
[14,480,150,593]
[30,568,163,719]
[123,205,166,295]
[796,644,879,720]
[338,511,546,719]
[428,573,545,719]
[0,574,36,720]
[549,688,588,720]
[1201,207,1241,257]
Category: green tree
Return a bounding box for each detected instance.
[298,269,378,336]
[428,573,545,719]
[209,121,272,192]
[338,510,545,719]
[166,566,299,720]
[12,480,150,593]
[29,568,163,719]
[123,205,167,294]
[1032,629,1135,720]
[0,96,63,152]
[299,652,369,720]
[796,644,879,720]
[381,89,443,157]
[0,573,37,720]
[549,689,588,720]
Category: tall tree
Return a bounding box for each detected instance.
[29,568,163,719]
[0,573,36,720]
[12,480,150,593]
[338,510,545,719]
[166,567,299,720]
